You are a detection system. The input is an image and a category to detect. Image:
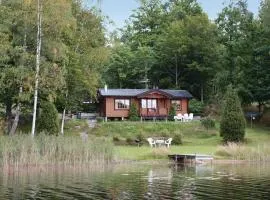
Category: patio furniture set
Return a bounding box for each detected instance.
[147,137,172,148]
[174,113,193,122]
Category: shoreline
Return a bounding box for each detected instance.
[1,158,269,170]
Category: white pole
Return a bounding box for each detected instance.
[60,109,66,135]
[31,0,42,137]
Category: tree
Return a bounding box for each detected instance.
[168,104,176,121]
[156,13,218,100]
[105,44,136,88]
[37,101,59,135]
[122,0,166,48]
[215,0,255,98]
[220,86,246,143]
[0,1,33,135]
[128,103,139,121]
[0,0,108,135]
[31,0,42,136]
[260,0,270,31]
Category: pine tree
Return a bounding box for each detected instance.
[220,86,246,143]
[128,103,139,121]
[168,104,176,121]
[37,101,59,135]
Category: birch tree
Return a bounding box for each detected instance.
[31,0,42,136]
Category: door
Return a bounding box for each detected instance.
[141,99,158,116]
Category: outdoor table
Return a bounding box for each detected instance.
[154,139,166,147]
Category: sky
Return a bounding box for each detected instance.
[96,0,261,32]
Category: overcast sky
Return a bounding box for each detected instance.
[92,0,261,32]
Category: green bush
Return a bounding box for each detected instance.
[113,135,120,142]
[201,117,215,130]
[189,99,204,115]
[126,137,134,145]
[128,103,139,121]
[168,105,176,121]
[220,86,246,143]
[37,101,59,135]
[136,133,145,142]
[172,133,183,145]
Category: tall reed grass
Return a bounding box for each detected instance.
[216,143,270,162]
[0,134,114,168]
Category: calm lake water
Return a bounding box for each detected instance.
[0,163,270,200]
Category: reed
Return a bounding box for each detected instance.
[0,134,114,168]
[215,143,270,162]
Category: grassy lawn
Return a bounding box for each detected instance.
[87,121,270,161]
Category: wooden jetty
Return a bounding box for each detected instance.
[168,154,213,164]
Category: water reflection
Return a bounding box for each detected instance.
[0,163,269,199]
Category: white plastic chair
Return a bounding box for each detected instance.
[165,138,172,148]
[147,138,156,148]
[174,113,183,121]
[188,113,194,121]
[183,113,189,122]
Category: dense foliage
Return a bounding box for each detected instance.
[128,103,140,121]
[220,86,246,143]
[201,117,215,130]
[37,101,59,135]
[1,0,270,135]
[0,0,108,134]
[104,0,270,109]
[189,99,204,115]
[168,104,176,121]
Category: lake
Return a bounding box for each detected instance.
[0,163,270,199]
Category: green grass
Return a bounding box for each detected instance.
[2,120,269,163]
[89,121,270,161]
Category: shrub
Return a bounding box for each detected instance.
[126,137,134,145]
[128,103,139,121]
[135,133,145,144]
[113,135,120,142]
[168,104,176,121]
[220,86,246,143]
[96,117,104,123]
[201,117,215,130]
[189,99,204,115]
[160,129,170,138]
[37,101,59,135]
[172,133,183,145]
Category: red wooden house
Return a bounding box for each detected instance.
[98,88,193,120]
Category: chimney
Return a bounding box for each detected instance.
[104,84,108,93]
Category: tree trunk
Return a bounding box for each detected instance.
[60,108,66,135]
[201,84,204,103]
[144,63,148,89]
[175,53,178,88]
[10,25,28,135]
[5,101,12,134]
[9,87,22,135]
[258,102,263,113]
[31,0,42,137]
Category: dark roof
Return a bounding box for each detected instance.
[98,89,193,99]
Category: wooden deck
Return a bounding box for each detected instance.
[168,154,213,163]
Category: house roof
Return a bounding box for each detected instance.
[98,89,193,99]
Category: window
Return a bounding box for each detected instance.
[141,99,157,109]
[171,100,182,111]
[115,99,130,109]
